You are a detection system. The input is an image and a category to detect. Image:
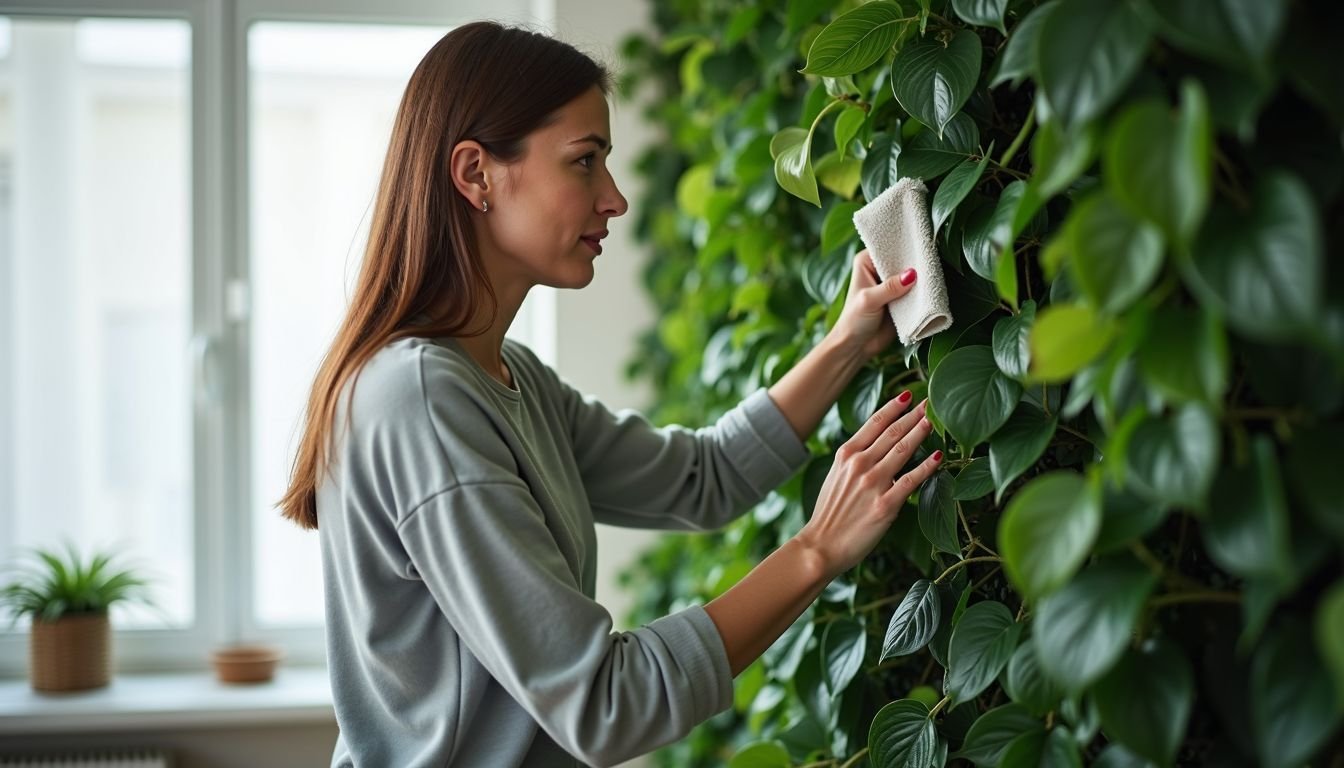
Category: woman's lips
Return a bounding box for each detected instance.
[580,236,603,254]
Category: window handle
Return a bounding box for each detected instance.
[190,333,222,404]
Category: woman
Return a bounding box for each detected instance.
[279,21,942,768]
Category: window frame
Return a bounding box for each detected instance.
[0,0,546,677]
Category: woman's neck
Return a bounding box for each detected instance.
[453,262,529,388]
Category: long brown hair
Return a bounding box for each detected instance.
[278,22,611,529]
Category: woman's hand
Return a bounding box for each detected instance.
[794,391,941,578]
[831,248,917,360]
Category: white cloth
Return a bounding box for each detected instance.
[852,177,953,344]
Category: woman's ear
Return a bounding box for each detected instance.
[449,140,490,211]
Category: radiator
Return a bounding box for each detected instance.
[0,753,169,768]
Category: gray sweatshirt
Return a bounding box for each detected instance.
[316,335,810,767]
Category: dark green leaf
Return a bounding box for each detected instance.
[1104,81,1211,246]
[1065,191,1164,315]
[870,699,939,768]
[1034,556,1158,692]
[1000,727,1082,768]
[1030,118,1098,199]
[890,30,983,137]
[991,0,1056,88]
[1142,0,1286,73]
[1137,306,1228,405]
[929,346,1023,449]
[993,299,1036,380]
[898,113,981,181]
[946,600,1023,705]
[822,201,864,255]
[881,578,942,659]
[1125,405,1219,508]
[932,152,992,235]
[1093,487,1168,554]
[839,366,885,433]
[803,1,911,77]
[955,457,994,501]
[952,0,1009,34]
[956,703,1043,766]
[787,0,834,32]
[1318,582,1344,712]
[963,180,1026,281]
[1005,637,1063,717]
[989,404,1057,502]
[999,472,1099,600]
[1095,638,1194,768]
[1037,0,1151,128]
[862,130,902,201]
[919,470,961,556]
[821,617,867,696]
[1252,620,1344,768]
[1185,171,1323,342]
[1092,745,1159,768]
[1285,425,1344,542]
[1202,436,1293,586]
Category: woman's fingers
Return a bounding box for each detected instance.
[846,392,915,452]
[870,409,935,478]
[862,398,929,464]
[881,449,944,507]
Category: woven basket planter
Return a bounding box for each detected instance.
[29,612,111,692]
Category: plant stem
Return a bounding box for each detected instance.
[934,556,1003,585]
[855,593,906,614]
[999,103,1036,168]
[1057,423,1092,443]
[840,749,870,768]
[1151,591,1241,609]
[930,695,951,718]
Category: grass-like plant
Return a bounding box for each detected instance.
[1,543,152,624]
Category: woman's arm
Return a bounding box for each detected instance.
[706,393,941,675]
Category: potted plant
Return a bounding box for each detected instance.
[1,543,152,692]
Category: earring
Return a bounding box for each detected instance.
[481,199,489,213]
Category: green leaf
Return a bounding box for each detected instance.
[1125,405,1219,509]
[1092,745,1159,768]
[1000,472,1099,600]
[1318,581,1344,711]
[946,600,1023,705]
[815,150,863,198]
[1000,728,1082,768]
[956,703,1043,766]
[835,106,867,156]
[728,741,792,768]
[822,201,864,255]
[1005,637,1063,717]
[898,113,980,181]
[772,126,821,207]
[1285,425,1344,542]
[1137,306,1228,405]
[929,346,1023,449]
[1185,171,1323,342]
[890,30,982,138]
[1030,111,1098,198]
[821,617,867,696]
[1028,303,1116,382]
[839,366,884,432]
[955,458,994,501]
[676,163,716,218]
[1104,81,1211,246]
[919,470,961,556]
[1037,0,1151,129]
[1252,620,1343,768]
[952,0,1009,34]
[787,0,834,32]
[862,129,902,201]
[992,300,1035,380]
[1095,638,1194,768]
[989,404,1057,502]
[1202,436,1293,586]
[1065,192,1164,314]
[1093,486,1168,554]
[803,248,851,305]
[963,181,1026,282]
[802,1,910,77]
[932,151,991,235]
[1142,0,1286,74]
[991,0,1056,88]
[881,579,942,659]
[1034,556,1158,692]
[869,699,938,768]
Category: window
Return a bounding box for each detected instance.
[0,0,543,675]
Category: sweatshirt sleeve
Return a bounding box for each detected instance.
[553,378,812,530]
[397,478,733,767]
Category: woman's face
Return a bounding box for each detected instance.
[479,86,628,290]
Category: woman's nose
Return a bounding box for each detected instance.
[600,175,628,218]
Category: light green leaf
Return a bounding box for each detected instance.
[999,472,1099,600]
[815,150,863,198]
[1034,556,1158,692]
[1028,303,1116,382]
[803,1,911,77]
[835,105,868,155]
[891,30,983,138]
[1037,0,1151,128]
[989,404,1057,502]
[1104,80,1211,246]
[1318,581,1344,712]
[728,741,792,768]
[1125,405,1219,509]
[1095,638,1194,768]
[773,126,821,207]
[929,345,1023,449]
[946,600,1022,705]
[919,470,961,556]
[822,201,864,255]
[1065,191,1164,314]
[870,699,939,768]
[881,579,942,659]
[676,163,716,218]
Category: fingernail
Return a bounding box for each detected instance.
[899,268,917,286]
[932,450,943,462]
[897,390,912,403]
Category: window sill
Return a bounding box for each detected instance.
[0,667,334,735]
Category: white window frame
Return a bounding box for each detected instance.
[0,0,557,677]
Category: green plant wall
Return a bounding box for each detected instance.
[616,0,1344,766]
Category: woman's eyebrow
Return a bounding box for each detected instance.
[569,133,611,151]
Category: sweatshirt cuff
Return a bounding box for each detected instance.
[721,389,812,495]
[646,605,734,724]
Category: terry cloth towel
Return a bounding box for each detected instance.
[852,177,953,345]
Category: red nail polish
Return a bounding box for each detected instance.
[897,390,912,403]
[899,268,917,286]
[932,450,943,462]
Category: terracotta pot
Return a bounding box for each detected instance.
[30,612,111,692]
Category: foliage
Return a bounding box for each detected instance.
[1,543,152,624]
[617,0,1344,765]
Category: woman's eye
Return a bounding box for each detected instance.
[577,153,594,169]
